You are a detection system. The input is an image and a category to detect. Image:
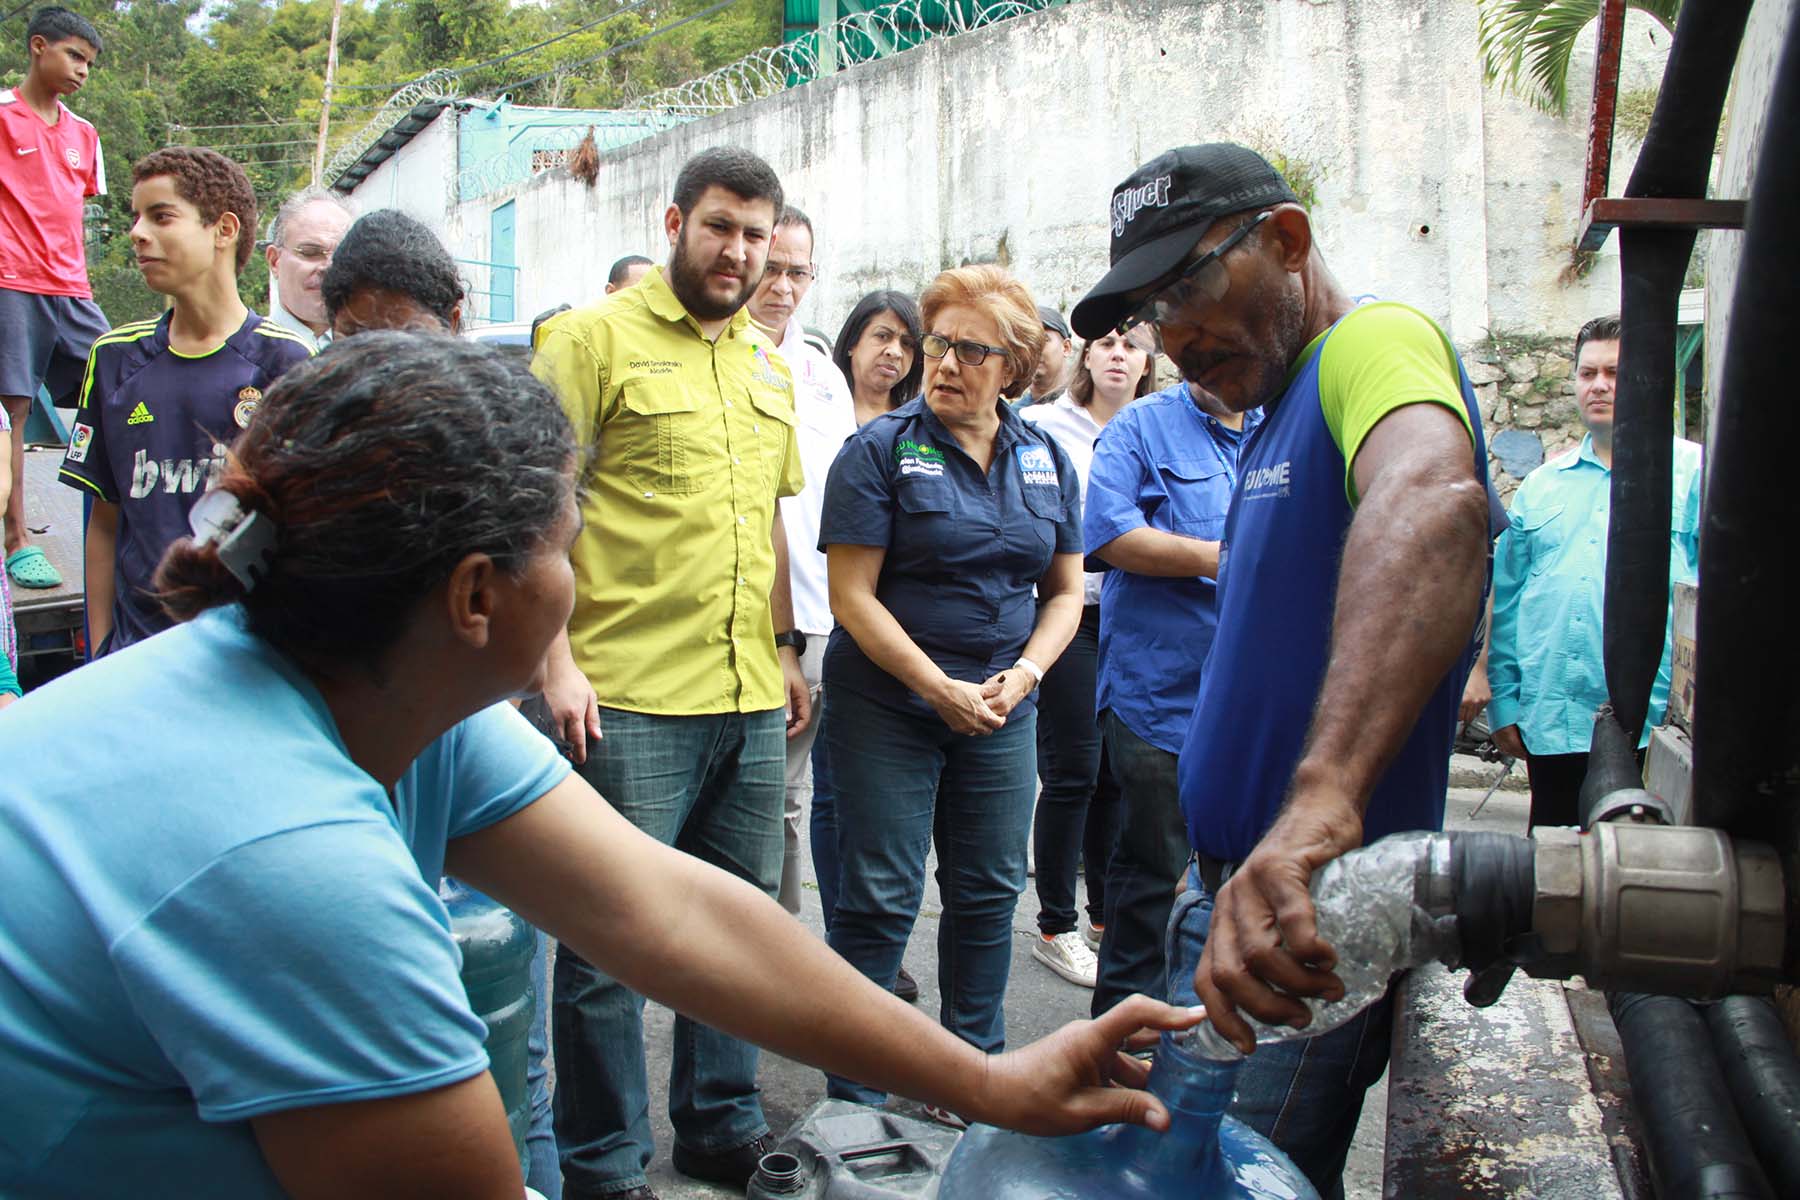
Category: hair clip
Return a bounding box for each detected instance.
[187,489,277,592]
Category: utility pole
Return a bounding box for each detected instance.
[312,0,345,185]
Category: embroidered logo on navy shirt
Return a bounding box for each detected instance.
[1242,459,1293,500]
[1017,443,1057,486]
[896,438,945,477]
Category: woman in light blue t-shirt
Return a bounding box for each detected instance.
[0,332,1201,1200]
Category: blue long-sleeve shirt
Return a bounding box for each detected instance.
[1487,434,1702,754]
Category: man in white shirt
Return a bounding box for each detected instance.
[747,205,856,915]
[264,188,353,351]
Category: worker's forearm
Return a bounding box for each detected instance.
[1291,471,1488,810]
[1095,526,1220,578]
[1019,585,1082,673]
[84,503,118,651]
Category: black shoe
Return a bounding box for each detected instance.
[568,1188,658,1200]
[671,1132,778,1187]
[894,965,920,1002]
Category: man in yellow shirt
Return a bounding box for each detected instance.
[531,147,810,1200]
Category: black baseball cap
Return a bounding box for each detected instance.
[1037,305,1072,340]
[1071,143,1298,338]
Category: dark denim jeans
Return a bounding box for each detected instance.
[1091,709,1191,1017]
[1168,862,1395,1200]
[552,707,785,1196]
[823,685,1037,1105]
[525,928,560,1198]
[1033,604,1120,934]
[809,691,841,932]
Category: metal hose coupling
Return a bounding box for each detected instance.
[1442,819,1786,1005]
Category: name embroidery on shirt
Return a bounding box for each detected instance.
[1017,443,1058,487]
[627,358,681,377]
[895,439,945,478]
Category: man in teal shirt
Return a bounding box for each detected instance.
[1488,314,1703,827]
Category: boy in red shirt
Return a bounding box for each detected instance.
[0,7,107,591]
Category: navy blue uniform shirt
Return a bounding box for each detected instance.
[818,397,1083,722]
[58,310,312,650]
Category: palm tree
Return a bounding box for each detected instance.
[1477,0,1682,116]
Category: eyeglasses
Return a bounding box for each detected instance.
[921,333,1007,366]
[280,242,335,264]
[765,264,816,284]
[1118,210,1272,332]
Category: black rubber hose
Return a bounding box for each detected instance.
[1603,0,1753,741]
[1450,832,1536,972]
[1579,705,1647,829]
[1610,992,1774,1199]
[1704,997,1800,1197]
[1692,4,1800,850]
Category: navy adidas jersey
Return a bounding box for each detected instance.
[59,310,312,650]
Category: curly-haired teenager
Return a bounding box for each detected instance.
[58,147,311,655]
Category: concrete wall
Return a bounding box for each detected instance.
[1705,0,1795,434]
[387,0,1665,350]
[350,108,456,229]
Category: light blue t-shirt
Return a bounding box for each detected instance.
[0,606,570,1199]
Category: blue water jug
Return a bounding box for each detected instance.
[439,877,536,1168]
[939,1033,1319,1199]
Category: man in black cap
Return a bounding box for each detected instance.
[1015,304,1073,406]
[1072,144,1491,1195]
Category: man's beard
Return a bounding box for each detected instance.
[666,226,755,321]
[1175,283,1306,412]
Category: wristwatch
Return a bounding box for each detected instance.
[774,630,807,655]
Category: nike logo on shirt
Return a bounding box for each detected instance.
[15,147,38,155]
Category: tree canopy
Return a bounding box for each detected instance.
[1,0,782,321]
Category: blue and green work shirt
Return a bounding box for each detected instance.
[1085,383,1261,755]
[1179,303,1489,863]
[1487,433,1702,755]
[818,396,1083,722]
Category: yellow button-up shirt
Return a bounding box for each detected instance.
[532,267,804,715]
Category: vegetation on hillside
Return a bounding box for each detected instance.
[1,0,782,321]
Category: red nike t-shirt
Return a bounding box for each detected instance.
[0,88,104,298]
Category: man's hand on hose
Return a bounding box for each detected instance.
[1192,787,1363,1056]
[967,995,1207,1137]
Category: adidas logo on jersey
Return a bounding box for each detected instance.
[126,401,154,425]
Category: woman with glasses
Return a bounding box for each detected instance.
[817,266,1085,1124]
[1017,325,1158,990]
[812,289,925,992]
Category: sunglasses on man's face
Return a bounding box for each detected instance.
[1117,210,1273,333]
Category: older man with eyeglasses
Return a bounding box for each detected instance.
[1070,144,1491,1198]
[263,187,353,350]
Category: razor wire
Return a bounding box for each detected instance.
[330,0,1057,189]
[322,68,460,184]
[630,0,1056,116]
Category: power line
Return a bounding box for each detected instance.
[336,0,657,92]
[489,0,746,95]
[169,120,315,132]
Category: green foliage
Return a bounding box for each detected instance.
[1477,0,1680,117]
[1615,84,1658,141]
[0,0,784,323]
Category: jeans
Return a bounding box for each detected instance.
[780,638,829,913]
[823,685,1037,1104]
[525,929,560,1198]
[552,707,785,1195]
[809,702,841,932]
[1168,862,1395,1200]
[1091,710,1191,1017]
[1032,604,1119,935]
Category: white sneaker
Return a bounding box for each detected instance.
[1081,917,1104,952]
[1032,930,1098,988]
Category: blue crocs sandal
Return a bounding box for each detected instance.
[6,545,62,589]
